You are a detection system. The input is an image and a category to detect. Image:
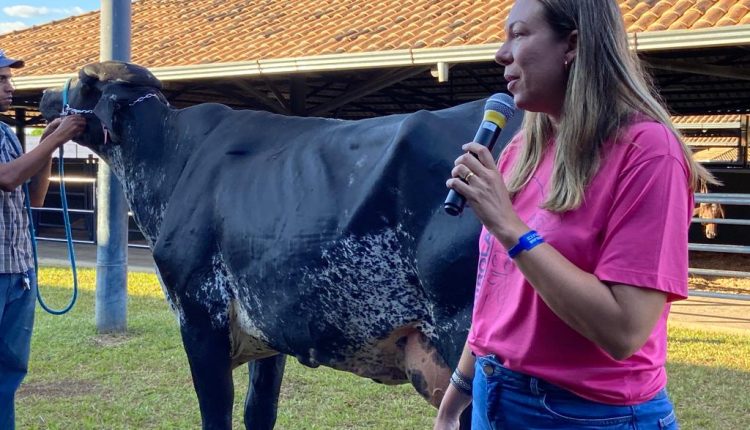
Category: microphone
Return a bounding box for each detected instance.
[444,93,516,216]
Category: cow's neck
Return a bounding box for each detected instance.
[98,100,186,246]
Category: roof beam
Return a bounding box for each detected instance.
[645,58,750,81]
[308,67,429,117]
[227,79,288,114]
[262,77,292,113]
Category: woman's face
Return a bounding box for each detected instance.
[495,0,573,120]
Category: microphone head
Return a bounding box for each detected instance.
[485,93,516,120]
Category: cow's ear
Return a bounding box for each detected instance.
[93,91,125,135]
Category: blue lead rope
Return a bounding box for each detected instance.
[25,146,79,315]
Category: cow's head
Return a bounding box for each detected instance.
[40,61,163,150]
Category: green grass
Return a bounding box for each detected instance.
[15,268,750,429]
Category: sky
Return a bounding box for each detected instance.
[0,1,101,34]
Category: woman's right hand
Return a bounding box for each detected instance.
[433,387,471,430]
[433,414,461,430]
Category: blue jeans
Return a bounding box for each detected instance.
[0,270,36,430]
[472,355,679,429]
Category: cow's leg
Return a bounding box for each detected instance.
[404,331,474,428]
[403,330,452,408]
[244,354,286,430]
[180,308,234,430]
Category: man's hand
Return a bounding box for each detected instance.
[40,117,62,140]
[42,115,86,146]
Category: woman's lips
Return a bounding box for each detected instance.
[506,78,518,92]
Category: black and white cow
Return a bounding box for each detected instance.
[40,61,521,429]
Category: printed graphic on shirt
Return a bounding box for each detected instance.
[473,176,562,311]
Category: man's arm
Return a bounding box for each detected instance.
[0,116,86,205]
[27,123,57,206]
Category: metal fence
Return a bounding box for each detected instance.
[32,180,750,285]
[690,192,750,274]
[32,176,149,249]
[690,192,750,300]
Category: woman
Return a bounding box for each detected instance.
[435,0,715,428]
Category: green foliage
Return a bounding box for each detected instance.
[16,268,750,429]
[29,128,44,137]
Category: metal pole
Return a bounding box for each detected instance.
[14,108,25,150]
[96,0,130,333]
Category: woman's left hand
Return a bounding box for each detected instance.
[446,142,526,246]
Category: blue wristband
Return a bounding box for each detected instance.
[508,230,544,259]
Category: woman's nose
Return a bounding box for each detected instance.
[495,44,511,66]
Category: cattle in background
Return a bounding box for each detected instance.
[694,182,725,239]
[40,61,522,429]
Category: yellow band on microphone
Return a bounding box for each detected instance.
[484,110,507,128]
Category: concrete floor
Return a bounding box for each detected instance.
[670,294,750,333]
[36,240,155,273]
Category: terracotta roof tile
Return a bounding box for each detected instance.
[652,11,681,30]
[686,136,738,144]
[673,114,742,123]
[692,147,740,162]
[696,4,732,26]
[678,8,706,28]
[634,11,662,31]
[652,0,678,17]
[1,0,749,77]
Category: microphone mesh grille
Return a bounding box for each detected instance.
[485,93,516,119]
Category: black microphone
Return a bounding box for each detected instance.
[444,93,516,216]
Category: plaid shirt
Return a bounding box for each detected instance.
[0,122,33,273]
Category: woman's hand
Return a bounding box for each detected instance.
[433,414,460,430]
[433,386,470,430]
[446,142,527,246]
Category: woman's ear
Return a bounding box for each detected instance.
[565,29,578,65]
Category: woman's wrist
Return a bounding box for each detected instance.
[507,230,545,259]
[488,218,530,250]
[450,368,473,397]
[436,385,472,420]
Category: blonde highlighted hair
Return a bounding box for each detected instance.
[505,0,716,212]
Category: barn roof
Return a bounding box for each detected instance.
[2,0,750,122]
[2,0,750,77]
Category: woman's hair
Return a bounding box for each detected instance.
[506,0,716,211]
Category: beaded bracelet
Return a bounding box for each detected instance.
[450,368,473,396]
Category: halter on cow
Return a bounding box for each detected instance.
[40,61,523,429]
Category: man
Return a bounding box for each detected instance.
[0,49,85,429]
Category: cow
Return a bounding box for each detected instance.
[39,61,522,429]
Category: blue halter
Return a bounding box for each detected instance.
[28,76,80,314]
[61,77,72,115]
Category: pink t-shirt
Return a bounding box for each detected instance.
[468,120,692,405]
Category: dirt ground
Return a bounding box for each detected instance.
[689,252,750,294]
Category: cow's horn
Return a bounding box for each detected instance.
[79,61,162,89]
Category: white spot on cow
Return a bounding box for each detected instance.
[228,299,276,368]
[349,156,368,187]
[183,253,233,327]
[155,265,184,325]
[106,146,167,246]
[296,226,437,379]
